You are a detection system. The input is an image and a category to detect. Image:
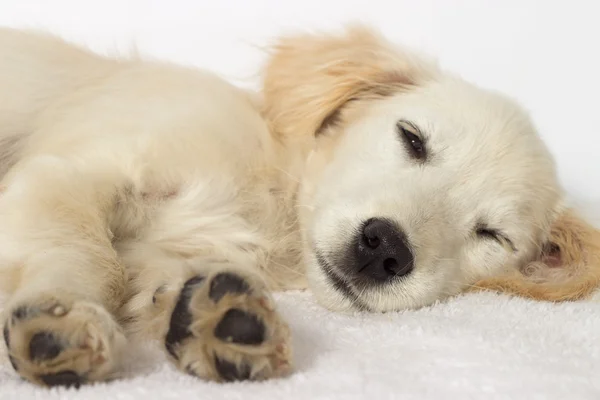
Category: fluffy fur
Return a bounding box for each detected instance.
[0,25,598,387]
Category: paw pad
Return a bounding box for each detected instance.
[214,357,251,381]
[165,275,205,359]
[214,308,265,345]
[38,370,83,388]
[29,332,62,361]
[209,273,250,302]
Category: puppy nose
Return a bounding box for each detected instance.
[356,218,414,281]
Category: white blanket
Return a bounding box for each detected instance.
[1,290,599,399]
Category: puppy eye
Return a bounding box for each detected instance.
[476,227,502,243]
[476,226,516,252]
[397,121,426,161]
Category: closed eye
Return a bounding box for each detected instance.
[476,225,516,252]
[476,227,502,243]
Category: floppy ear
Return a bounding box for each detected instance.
[469,208,600,301]
[261,25,437,139]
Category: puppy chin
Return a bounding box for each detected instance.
[304,253,361,312]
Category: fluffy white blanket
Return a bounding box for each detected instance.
[1,290,599,399]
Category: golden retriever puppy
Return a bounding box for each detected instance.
[0,25,598,388]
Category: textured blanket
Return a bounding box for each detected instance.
[1,290,599,399]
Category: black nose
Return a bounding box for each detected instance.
[355,218,414,281]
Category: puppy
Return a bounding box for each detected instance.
[0,25,598,387]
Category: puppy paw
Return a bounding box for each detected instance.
[159,271,292,382]
[3,296,126,387]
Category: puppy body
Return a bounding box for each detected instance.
[0,27,307,292]
[0,27,598,387]
[0,28,303,385]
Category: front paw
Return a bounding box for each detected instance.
[3,296,126,387]
[161,271,292,382]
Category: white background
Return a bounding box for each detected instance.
[1,0,599,202]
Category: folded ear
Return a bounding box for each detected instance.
[261,25,438,139]
[469,208,600,301]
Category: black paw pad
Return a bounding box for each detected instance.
[38,370,83,388]
[214,308,265,345]
[209,273,250,303]
[29,332,62,361]
[214,356,251,382]
[165,276,205,359]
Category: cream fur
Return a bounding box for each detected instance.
[0,25,598,387]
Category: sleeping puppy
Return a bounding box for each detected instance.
[0,25,598,387]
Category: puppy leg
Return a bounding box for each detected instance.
[122,252,292,382]
[0,159,128,387]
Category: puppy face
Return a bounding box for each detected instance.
[263,26,599,312]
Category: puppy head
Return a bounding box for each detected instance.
[263,26,600,311]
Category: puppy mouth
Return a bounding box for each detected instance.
[314,249,371,311]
